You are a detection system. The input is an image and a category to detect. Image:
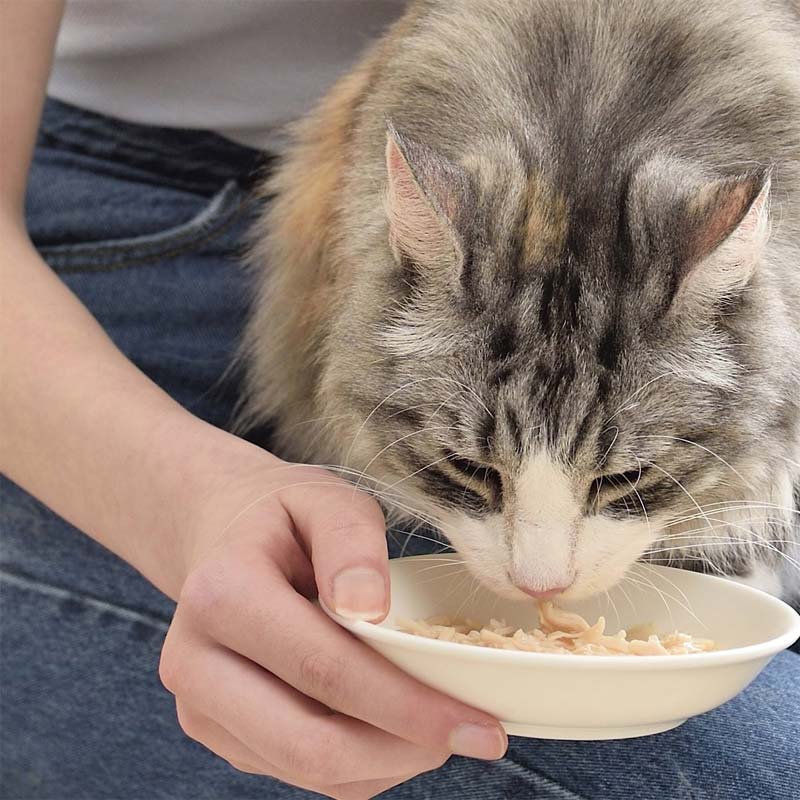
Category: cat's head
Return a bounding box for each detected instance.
[331,125,784,601]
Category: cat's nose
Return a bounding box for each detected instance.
[514,583,571,600]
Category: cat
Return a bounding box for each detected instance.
[238,0,800,608]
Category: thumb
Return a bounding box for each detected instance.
[280,472,390,622]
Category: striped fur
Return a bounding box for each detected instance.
[240,0,800,604]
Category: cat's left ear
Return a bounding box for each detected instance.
[385,122,473,272]
[630,157,771,304]
[679,169,771,299]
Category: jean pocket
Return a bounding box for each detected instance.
[37,180,252,274]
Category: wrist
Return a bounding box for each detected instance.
[147,414,283,598]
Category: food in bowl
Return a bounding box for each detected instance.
[326,556,800,739]
[397,600,716,656]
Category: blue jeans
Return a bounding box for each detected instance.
[1,98,798,800]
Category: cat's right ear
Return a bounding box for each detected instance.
[385,123,472,271]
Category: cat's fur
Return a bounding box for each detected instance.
[239,0,800,605]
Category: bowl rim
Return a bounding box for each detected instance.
[323,557,800,671]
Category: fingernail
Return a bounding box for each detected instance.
[332,567,386,621]
[449,723,507,760]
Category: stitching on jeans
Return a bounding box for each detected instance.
[38,181,248,270]
[40,180,243,259]
[495,757,590,800]
[49,196,254,274]
[0,566,171,632]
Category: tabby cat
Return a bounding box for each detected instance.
[240,0,800,607]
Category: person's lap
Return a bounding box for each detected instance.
[3,535,799,800]
[2,99,797,800]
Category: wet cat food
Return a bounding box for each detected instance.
[396,602,715,656]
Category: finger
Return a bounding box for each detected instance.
[179,545,507,761]
[166,632,450,785]
[280,473,390,622]
[175,700,272,775]
[175,702,423,799]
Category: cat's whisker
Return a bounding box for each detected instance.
[415,566,471,587]
[213,478,399,540]
[386,401,445,419]
[434,568,474,603]
[626,457,654,541]
[282,464,430,518]
[656,515,794,536]
[637,561,694,611]
[596,426,620,470]
[621,574,657,593]
[602,472,631,514]
[627,569,677,629]
[424,388,465,424]
[454,574,482,620]
[272,462,458,540]
[342,377,456,467]
[393,514,432,558]
[629,565,706,629]
[392,523,448,545]
[603,588,622,630]
[384,452,460,492]
[649,509,800,573]
[632,434,758,494]
[352,424,460,495]
[641,458,717,538]
[643,541,800,575]
[260,461,462,539]
[412,560,469,576]
[343,375,494,471]
[615,577,639,615]
[773,453,800,472]
[655,527,794,543]
[662,502,800,527]
[603,369,680,424]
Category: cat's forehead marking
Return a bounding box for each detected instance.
[522,177,568,263]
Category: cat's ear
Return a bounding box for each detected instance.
[385,123,472,271]
[630,157,771,303]
[679,170,771,298]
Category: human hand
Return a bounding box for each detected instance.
[158,444,507,799]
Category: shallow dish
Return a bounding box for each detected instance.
[324,554,800,740]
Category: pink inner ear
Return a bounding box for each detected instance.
[690,176,766,264]
[385,136,460,268]
[387,139,420,208]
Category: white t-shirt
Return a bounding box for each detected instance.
[48,0,406,150]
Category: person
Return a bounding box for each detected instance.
[1,2,797,799]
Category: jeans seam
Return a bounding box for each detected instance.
[40,188,255,275]
[0,565,171,631]
[55,202,248,273]
[39,180,243,259]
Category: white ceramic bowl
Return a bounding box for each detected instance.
[324,554,800,740]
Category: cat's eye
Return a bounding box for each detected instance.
[589,467,649,503]
[443,449,503,498]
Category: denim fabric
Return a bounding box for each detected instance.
[1,98,798,800]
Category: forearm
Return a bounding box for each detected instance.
[0,0,267,599]
[0,223,267,597]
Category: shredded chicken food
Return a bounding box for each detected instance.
[396,602,715,656]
